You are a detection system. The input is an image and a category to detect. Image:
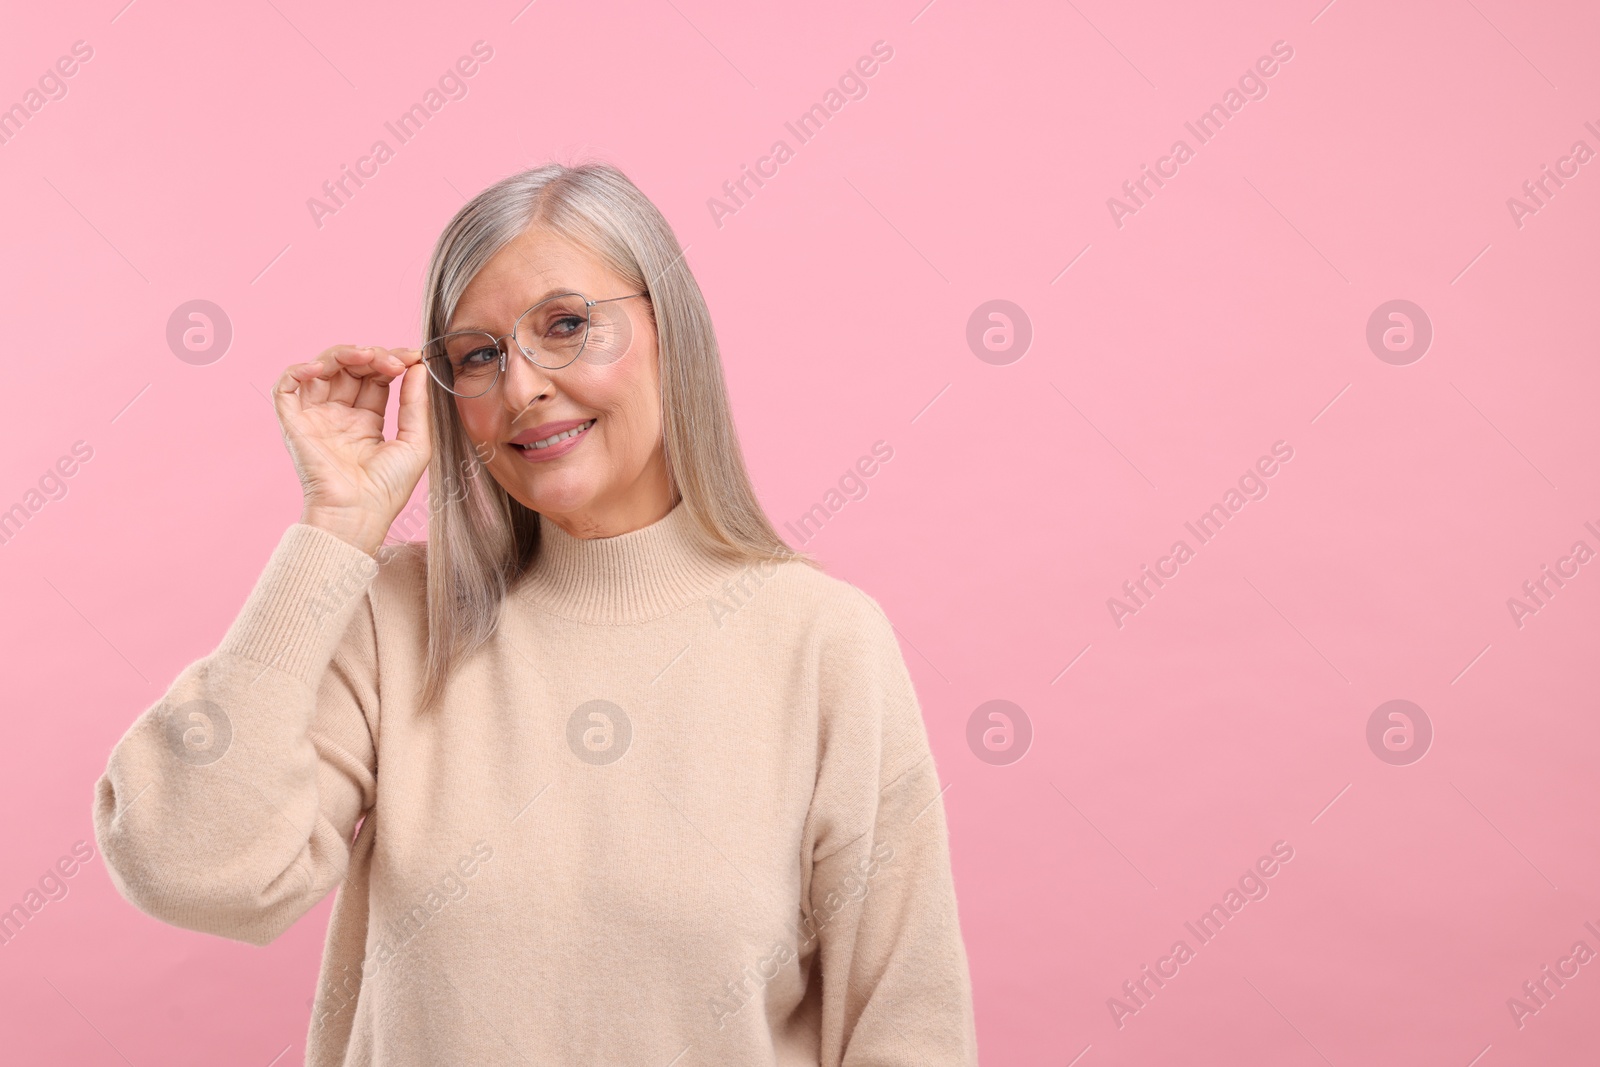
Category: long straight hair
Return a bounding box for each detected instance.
[415,161,817,710]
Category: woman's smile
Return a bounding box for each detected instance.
[509,417,596,461]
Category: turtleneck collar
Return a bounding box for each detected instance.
[519,498,745,625]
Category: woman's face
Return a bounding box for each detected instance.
[446,225,670,536]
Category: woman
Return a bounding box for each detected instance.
[92,162,979,1065]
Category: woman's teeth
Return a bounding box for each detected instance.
[516,419,595,450]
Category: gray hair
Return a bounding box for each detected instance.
[415,160,816,709]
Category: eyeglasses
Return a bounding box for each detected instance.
[422,290,648,399]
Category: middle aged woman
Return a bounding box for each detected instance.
[92,160,980,1066]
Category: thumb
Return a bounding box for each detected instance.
[395,363,432,448]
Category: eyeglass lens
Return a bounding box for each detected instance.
[421,293,635,398]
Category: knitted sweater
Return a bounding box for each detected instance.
[92,500,980,1065]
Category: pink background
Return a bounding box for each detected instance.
[3,0,1598,1062]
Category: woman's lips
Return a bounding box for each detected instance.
[510,418,595,461]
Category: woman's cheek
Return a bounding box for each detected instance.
[465,410,512,461]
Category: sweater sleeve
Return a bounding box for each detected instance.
[91,523,384,947]
[803,591,980,1066]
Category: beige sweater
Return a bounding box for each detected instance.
[92,500,979,1065]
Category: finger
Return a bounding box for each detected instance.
[333,347,408,408]
[274,363,311,423]
[353,368,392,417]
[274,358,335,412]
[300,345,389,386]
[362,346,419,373]
[301,366,332,407]
[293,349,359,408]
[281,347,401,419]
[308,344,368,372]
[394,363,432,447]
[341,347,387,405]
[278,357,333,390]
[325,363,363,407]
[330,345,406,378]
[275,361,308,398]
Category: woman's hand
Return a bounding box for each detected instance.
[273,345,432,557]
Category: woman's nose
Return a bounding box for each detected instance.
[498,343,556,409]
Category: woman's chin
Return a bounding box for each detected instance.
[509,472,599,517]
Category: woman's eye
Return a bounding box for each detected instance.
[460,347,497,367]
[548,315,584,337]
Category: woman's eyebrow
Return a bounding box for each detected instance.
[447,288,573,332]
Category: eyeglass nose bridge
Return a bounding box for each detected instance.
[491,329,583,379]
[464,328,580,398]
[430,291,647,398]
[498,290,646,377]
[502,300,595,376]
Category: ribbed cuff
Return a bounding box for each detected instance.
[217,524,381,686]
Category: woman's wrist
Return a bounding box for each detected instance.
[299,505,389,558]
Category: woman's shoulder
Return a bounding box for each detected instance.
[732,552,896,643]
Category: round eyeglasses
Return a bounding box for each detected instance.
[422,290,648,399]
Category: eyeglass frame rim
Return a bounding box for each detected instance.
[422,289,650,397]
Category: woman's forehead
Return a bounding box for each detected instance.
[447,230,618,330]
[449,274,605,333]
